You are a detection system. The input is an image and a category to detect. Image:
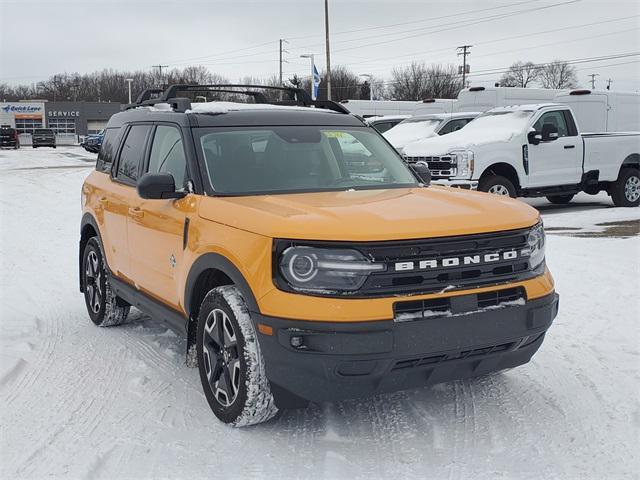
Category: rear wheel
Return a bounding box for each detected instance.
[478,175,517,198]
[546,194,575,205]
[196,285,278,427]
[611,168,640,207]
[82,237,130,327]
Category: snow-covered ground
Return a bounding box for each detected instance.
[1,147,638,480]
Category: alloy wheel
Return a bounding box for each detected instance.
[624,175,640,202]
[85,250,102,314]
[488,184,510,196]
[202,308,241,407]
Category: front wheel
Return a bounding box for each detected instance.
[546,194,575,205]
[611,168,640,207]
[82,237,130,327]
[478,175,517,198]
[196,286,278,427]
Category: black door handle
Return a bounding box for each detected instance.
[564,145,575,149]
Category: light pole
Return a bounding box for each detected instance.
[126,78,134,104]
[300,54,316,100]
[359,73,373,100]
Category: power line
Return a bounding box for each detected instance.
[290,0,582,54]
[343,15,639,69]
[285,0,539,41]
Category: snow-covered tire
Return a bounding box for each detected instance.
[546,194,575,205]
[478,175,517,198]
[196,285,278,427]
[82,237,130,327]
[611,168,640,207]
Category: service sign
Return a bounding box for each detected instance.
[48,110,81,118]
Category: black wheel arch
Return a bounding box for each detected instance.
[184,253,260,318]
[80,213,103,292]
[480,163,522,191]
[620,153,640,173]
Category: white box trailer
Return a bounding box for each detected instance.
[455,87,564,113]
[340,98,456,117]
[553,89,640,133]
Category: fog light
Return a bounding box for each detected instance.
[290,336,304,348]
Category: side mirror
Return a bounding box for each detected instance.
[410,161,431,186]
[137,172,186,200]
[528,130,542,145]
[541,123,559,142]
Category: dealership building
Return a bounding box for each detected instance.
[0,100,122,144]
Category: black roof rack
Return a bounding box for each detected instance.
[123,84,350,114]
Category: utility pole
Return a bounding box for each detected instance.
[457,45,472,88]
[126,78,134,104]
[279,39,289,86]
[606,78,612,90]
[588,73,599,89]
[152,65,169,87]
[324,0,332,100]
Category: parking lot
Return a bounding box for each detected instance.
[1,147,638,479]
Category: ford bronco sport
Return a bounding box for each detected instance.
[79,84,559,427]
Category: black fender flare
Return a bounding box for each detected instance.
[79,213,104,292]
[184,252,260,317]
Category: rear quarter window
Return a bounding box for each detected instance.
[96,128,122,173]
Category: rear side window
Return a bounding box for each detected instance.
[96,128,121,173]
[147,126,187,189]
[116,125,150,184]
[439,118,472,135]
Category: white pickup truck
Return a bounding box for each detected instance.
[402,103,640,207]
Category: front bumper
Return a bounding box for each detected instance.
[432,179,479,190]
[256,291,559,406]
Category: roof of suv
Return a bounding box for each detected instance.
[108,102,366,129]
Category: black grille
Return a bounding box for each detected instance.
[392,341,515,371]
[354,228,535,297]
[393,287,526,321]
[405,155,456,179]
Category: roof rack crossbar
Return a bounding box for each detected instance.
[124,84,350,114]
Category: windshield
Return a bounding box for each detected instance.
[197,126,417,195]
[464,110,534,133]
[383,119,442,147]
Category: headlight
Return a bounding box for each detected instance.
[525,221,545,270]
[277,244,386,294]
[451,150,474,178]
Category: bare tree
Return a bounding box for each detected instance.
[390,62,462,100]
[317,65,360,102]
[539,60,578,89]
[499,61,540,87]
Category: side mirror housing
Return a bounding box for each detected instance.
[137,172,186,200]
[541,123,559,142]
[528,130,542,145]
[410,161,432,186]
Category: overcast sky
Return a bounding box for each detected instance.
[1,0,638,91]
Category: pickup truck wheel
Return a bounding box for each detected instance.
[82,238,130,327]
[196,285,278,427]
[478,175,516,198]
[546,194,575,205]
[611,168,640,207]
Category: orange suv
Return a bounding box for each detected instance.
[79,85,558,426]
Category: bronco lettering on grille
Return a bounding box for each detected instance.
[394,250,525,271]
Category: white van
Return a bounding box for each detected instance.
[455,87,564,113]
[553,89,640,133]
[340,98,455,117]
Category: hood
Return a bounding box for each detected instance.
[403,128,517,157]
[198,187,539,241]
